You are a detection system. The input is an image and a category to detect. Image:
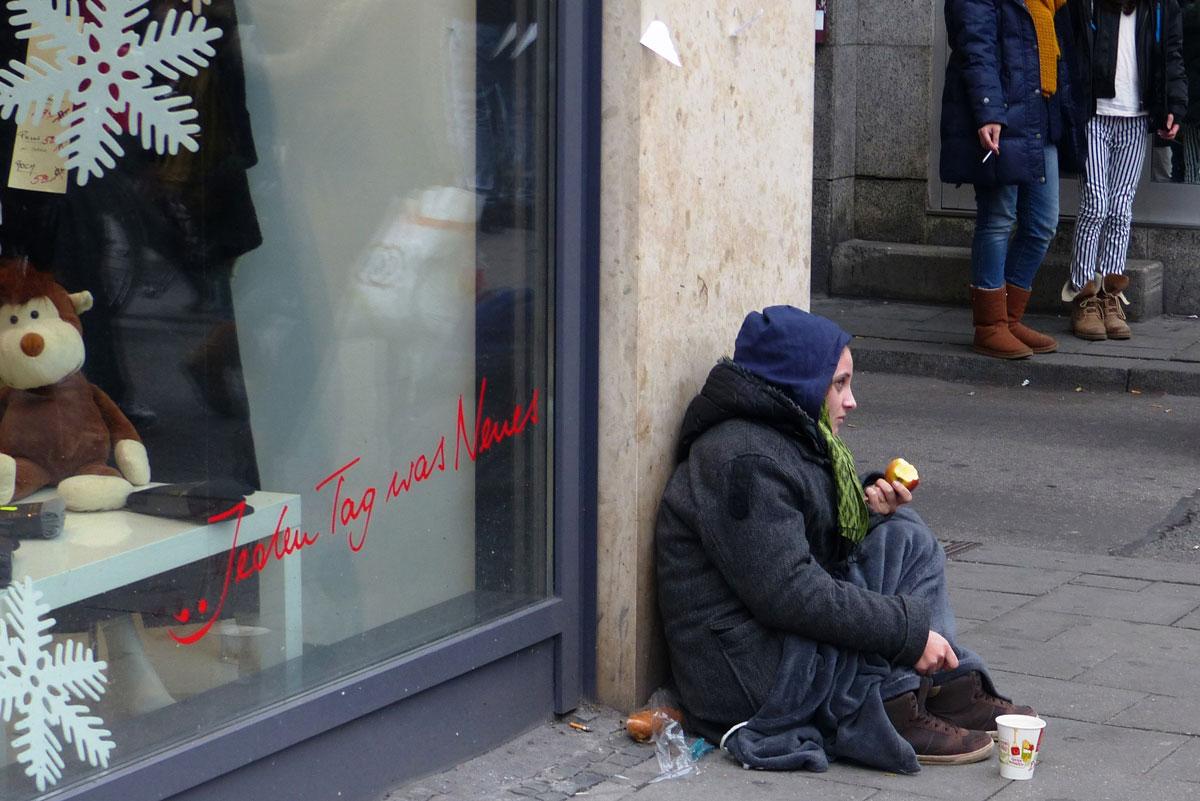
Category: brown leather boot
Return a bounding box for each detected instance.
[1100,274,1131,340]
[883,682,995,765]
[926,671,1037,737]
[1005,283,1058,354]
[971,287,1033,359]
[1069,279,1107,341]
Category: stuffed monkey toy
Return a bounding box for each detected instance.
[0,260,151,511]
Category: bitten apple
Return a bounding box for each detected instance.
[884,457,920,490]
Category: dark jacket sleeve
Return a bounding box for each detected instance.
[695,453,931,666]
[947,0,1010,129]
[1165,0,1189,122]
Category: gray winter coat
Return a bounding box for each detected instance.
[655,360,932,740]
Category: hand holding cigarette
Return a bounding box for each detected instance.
[977,123,1002,161]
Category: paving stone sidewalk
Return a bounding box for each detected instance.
[812,295,1200,396]
[386,545,1200,801]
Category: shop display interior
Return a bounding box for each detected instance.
[0,1,553,797]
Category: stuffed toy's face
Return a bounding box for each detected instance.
[0,295,86,390]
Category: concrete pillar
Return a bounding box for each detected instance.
[596,0,815,712]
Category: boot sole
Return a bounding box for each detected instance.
[1029,344,1057,354]
[972,346,1032,359]
[1106,332,1131,340]
[1072,331,1107,341]
[916,740,994,765]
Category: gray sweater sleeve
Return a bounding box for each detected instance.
[693,452,930,666]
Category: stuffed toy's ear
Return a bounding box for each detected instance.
[69,291,94,315]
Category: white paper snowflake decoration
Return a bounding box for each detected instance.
[1,577,113,792]
[0,0,223,185]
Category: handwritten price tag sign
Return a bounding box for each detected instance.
[7,23,74,194]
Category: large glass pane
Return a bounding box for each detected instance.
[0,1,553,797]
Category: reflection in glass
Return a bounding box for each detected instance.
[1182,0,1200,181]
[1159,0,1200,181]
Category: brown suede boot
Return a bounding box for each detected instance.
[1069,279,1107,341]
[926,671,1037,737]
[883,682,995,765]
[971,287,1033,359]
[1100,274,1131,340]
[1005,284,1058,354]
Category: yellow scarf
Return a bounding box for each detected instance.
[1026,0,1067,96]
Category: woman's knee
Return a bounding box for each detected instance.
[867,508,942,558]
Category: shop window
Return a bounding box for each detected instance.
[0,1,553,797]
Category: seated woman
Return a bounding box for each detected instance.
[655,306,1035,772]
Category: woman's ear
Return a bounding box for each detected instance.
[69,291,94,315]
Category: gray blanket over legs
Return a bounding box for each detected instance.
[722,508,989,773]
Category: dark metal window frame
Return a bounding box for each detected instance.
[52,2,600,798]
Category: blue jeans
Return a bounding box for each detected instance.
[971,145,1060,290]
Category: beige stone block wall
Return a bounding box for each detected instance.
[597,1,815,711]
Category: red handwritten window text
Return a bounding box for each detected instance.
[169,379,540,645]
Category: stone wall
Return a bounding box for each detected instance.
[597,0,815,712]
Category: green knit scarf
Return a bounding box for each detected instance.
[818,405,870,543]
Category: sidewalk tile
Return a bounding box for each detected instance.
[965,629,1118,680]
[1075,652,1200,697]
[1146,737,1200,784]
[814,298,947,323]
[1174,342,1200,362]
[1107,693,1200,736]
[956,546,1200,586]
[804,758,1005,801]
[1049,614,1200,646]
[1017,717,1186,781]
[1024,582,1200,625]
[991,771,1198,801]
[947,587,1034,622]
[1170,607,1200,629]
[625,759,877,801]
[1068,574,1154,592]
[945,562,1077,595]
[962,609,1084,643]
[566,786,636,801]
[986,669,1146,724]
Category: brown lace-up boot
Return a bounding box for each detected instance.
[971,286,1033,359]
[925,671,1038,737]
[883,681,995,765]
[1099,274,1131,340]
[1005,283,1058,353]
[1069,279,1107,341]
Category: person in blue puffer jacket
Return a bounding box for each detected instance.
[940,0,1086,359]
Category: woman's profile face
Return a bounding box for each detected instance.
[824,346,856,435]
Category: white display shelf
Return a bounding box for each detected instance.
[11,490,304,661]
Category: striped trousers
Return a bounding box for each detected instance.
[1069,114,1148,290]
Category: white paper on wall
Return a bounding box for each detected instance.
[640,20,681,67]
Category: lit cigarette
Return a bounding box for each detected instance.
[982,150,994,164]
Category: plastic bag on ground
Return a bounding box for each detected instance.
[649,720,699,782]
